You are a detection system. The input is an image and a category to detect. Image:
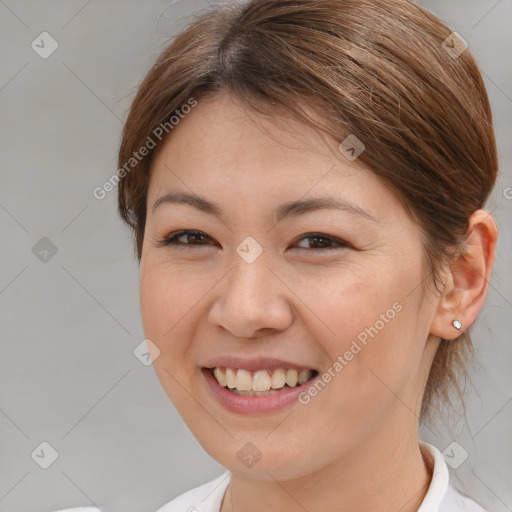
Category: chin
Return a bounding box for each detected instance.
[199,437,323,481]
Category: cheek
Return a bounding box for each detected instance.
[139,259,220,364]
[291,263,403,347]
[139,265,169,340]
[139,261,202,410]
[296,262,423,399]
[139,261,191,359]
[139,257,197,333]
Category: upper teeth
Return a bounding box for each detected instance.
[212,367,313,392]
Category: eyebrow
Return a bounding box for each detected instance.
[152,191,378,223]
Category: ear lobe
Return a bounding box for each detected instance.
[430,210,498,341]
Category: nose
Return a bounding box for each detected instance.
[208,253,294,339]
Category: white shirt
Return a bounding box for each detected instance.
[154,442,486,512]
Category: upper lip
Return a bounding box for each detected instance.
[203,356,317,372]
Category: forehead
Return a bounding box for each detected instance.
[152,95,334,172]
[147,94,399,223]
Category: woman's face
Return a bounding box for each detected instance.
[139,93,441,479]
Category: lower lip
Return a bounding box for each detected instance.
[202,368,318,414]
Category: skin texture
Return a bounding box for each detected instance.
[139,93,498,512]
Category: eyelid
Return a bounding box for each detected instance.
[292,232,349,250]
[154,229,350,251]
[153,230,214,249]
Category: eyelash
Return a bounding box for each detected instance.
[154,230,350,252]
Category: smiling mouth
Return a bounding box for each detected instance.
[207,367,319,396]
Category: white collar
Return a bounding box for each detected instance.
[417,441,449,511]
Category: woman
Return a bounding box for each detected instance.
[114,0,498,510]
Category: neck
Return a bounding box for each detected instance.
[221,424,431,512]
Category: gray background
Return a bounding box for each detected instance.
[0,0,510,511]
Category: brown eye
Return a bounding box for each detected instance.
[154,230,349,252]
[293,233,349,251]
[155,230,214,248]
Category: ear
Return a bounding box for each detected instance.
[430,210,498,340]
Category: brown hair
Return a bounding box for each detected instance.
[117,0,498,421]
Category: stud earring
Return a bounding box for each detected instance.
[452,320,462,330]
